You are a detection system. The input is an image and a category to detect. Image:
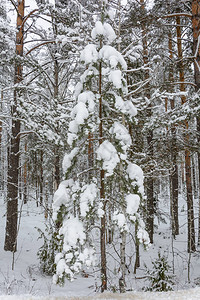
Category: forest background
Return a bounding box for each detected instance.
[1,0,200,296]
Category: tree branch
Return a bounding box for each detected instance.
[9,0,18,13]
[21,9,39,28]
[162,13,192,19]
[25,41,55,55]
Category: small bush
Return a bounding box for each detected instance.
[37,223,61,276]
[144,252,175,292]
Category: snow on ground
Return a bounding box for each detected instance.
[1,288,200,299]
[0,198,95,297]
[1,190,200,299]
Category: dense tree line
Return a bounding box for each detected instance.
[0,0,200,293]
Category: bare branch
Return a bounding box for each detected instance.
[125,78,151,97]
[162,13,192,19]
[25,40,55,55]
[21,9,39,28]
[9,0,18,13]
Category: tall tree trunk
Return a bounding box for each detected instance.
[119,231,126,293]
[99,45,107,292]
[4,0,24,252]
[88,131,94,179]
[23,141,27,204]
[54,145,60,192]
[40,150,43,206]
[176,14,195,252]
[134,222,140,274]
[53,54,60,192]
[168,32,179,236]
[52,7,60,193]
[0,90,3,192]
[191,0,200,246]
[140,0,154,243]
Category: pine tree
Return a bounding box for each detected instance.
[4,0,25,253]
[16,0,81,204]
[191,0,200,247]
[52,8,149,291]
[144,252,175,292]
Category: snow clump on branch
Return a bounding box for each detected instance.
[96,140,120,176]
[91,21,116,43]
[52,19,150,286]
[127,163,145,196]
[62,148,79,173]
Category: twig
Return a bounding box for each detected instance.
[9,0,18,13]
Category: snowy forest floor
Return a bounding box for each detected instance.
[1,193,200,299]
[1,288,200,299]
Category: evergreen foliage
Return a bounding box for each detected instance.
[144,252,175,292]
[51,13,149,287]
[37,223,61,276]
[2,0,200,293]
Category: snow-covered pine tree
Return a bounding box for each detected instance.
[144,252,175,292]
[52,6,149,291]
[0,0,14,87]
[18,0,81,203]
[4,0,25,253]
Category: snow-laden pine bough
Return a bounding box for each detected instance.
[51,5,150,292]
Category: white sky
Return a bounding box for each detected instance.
[6,0,52,28]
[6,0,155,33]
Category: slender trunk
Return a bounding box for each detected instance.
[108,203,113,244]
[191,0,200,246]
[117,9,127,287]
[4,0,24,252]
[198,123,200,245]
[36,174,39,207]
[146,171,154,243]
[88,132,94,179]
[185,147,196,252]
[0,90,3,191]
[119,232,126,293]
[140,0,154,243]
[88,132,94,226]
[176,14,195,252]
[45,180,48,219]
[40,150,43,206]
[198,144,200,245]
[54,146,60,192]
[168,32,179,236]
[99,43,107,292]
[192,0,200,88]
[134,222,140,274]
[53,54,60,192]
[170,159,179,236]
[23,141,27,204]
[192,155,197,199]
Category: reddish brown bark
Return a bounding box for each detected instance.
[176,15,195,252]
[4,0,24,252]
[168,32,179,236]
[191,0,200,246]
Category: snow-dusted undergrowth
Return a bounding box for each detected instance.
[1,195,200,298]
[1,288,200,300]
